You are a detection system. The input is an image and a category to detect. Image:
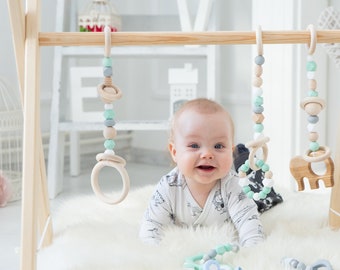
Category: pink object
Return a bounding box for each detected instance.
[0,171,12,207]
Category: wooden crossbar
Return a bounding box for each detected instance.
[39,30,340,47]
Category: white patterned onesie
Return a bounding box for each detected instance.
[139,167,264,247]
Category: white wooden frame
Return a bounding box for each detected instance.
[6,1,340,270]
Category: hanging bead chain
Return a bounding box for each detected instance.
[300,52,325,155]
[237,27,274,201]
[102,58,116,154]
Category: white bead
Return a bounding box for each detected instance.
[307,55,314,61]
[104,149,115,155]
[262,178,274,187]
[307,71,315,79]
[254,132,264,140]
[104,103,113,110]
[307,123,317,132]
[252,87,263,97]
[253,193,260,201]
[239,177,250,187]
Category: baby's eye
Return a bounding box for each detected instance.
[214,143,225,149]
[189,143,200,149]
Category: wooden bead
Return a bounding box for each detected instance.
[254,65,263,77]
[304,102,323,115]
[309,79,317,90]
[252,113,265,124]
[103,126,117,139]
[265,171,273,179]
[253,76,263,87]
[309,132,319,142]
[238,171,247,178]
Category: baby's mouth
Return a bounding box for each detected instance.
[197,165,215,171]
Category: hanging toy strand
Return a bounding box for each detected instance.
[237,26,274,201]
[290,24,334,191]
[90,26,130,204]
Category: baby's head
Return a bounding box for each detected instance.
[168,98,235,186]
[169,98,234,144]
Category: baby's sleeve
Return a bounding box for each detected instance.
[139,179,174,244]
[226,178,265,247]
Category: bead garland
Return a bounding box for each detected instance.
[183,243,241,270]
[90,26,130,205]
[237,26,274,201]
[300,25,326,159]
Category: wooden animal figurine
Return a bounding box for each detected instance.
[290,152,334,191]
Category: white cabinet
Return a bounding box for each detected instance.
[47,0,219,198]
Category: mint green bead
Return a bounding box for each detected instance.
[104,109,115,119]
[224,244,233,252]
[102,57,112,67]
[243,186,251,194]
[240,164,249,173]
[261,163,270,172]
[256,159,264,167]
[308,90,318,97]
[245,159,250,167]
[263,186,272,194]
[216,245,226,255]
[309,141,319,152]
[254,123,264,133]
[259,191,267,199]
[246,191,254,199]
[306,61,317,71]
[254,96,263,106]
[104,139,115,150]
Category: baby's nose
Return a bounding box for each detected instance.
[201,148,214,159]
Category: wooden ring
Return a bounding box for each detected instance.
[306,24,317,55]
[246,137,270,171]
[256,25,263,56]
[104,25,111,58]
[97,83,122,103]
[91,159,130,204]
[303,145,331,163]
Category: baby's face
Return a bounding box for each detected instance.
[169,109,233,188]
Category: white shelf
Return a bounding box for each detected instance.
[59,120,169,131]
[61,46,209,57]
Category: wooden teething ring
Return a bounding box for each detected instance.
[306,24,317,55]
[91,157,130,205]
[303,145,331,163]
[245,136,269,171]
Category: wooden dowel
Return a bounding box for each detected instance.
[39,30,340,47]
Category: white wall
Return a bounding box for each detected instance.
[327,1,340,157]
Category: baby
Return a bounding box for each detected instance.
[139,98,264,247]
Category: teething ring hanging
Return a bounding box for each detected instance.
[246,136,269,171]
[306,24,317,55]
[289,24,334,190]
[91,159,130,204]
[237,26,275,201]
[303,145,331,163]
[90,25,130,204]
[256,25,263,56]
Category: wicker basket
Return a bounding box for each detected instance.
[0,78,23,203]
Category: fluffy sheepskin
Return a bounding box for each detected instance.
[37,186,340,270]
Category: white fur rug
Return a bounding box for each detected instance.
[38,186,340,270]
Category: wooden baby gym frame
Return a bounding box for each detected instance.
[6,1,340,270]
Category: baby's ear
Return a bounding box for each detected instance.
[168,142,177,163]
